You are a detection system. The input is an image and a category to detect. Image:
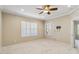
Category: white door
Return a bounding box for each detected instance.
[74,21,79,48]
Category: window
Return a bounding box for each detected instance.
[21,21,38,37]
[45,23,52,35]
[21,21,27,37]
[31,23,37,36]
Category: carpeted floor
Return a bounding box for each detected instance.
[0,39,79,54]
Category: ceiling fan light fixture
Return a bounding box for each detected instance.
[37,5,58,15]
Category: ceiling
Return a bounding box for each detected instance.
[0,5,78,20]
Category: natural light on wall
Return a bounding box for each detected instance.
[21,21,38,37]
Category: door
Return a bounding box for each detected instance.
[74,21,79,39]
[74,21,79,48]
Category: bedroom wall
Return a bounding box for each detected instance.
[45,15,71,44]
[2,12,45,46]
[70,8,79,47]
[0,10,2,51]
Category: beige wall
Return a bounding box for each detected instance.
[2,12,73,46]
[2,13,45,46]
[70,8,79,47]
[0,10,2,51]
[45,15,71,43]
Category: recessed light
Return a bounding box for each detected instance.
[67,5,71,7]
[21,8,24,11]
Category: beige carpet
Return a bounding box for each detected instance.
[0,39,79,54]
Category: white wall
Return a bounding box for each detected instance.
[0,10,2,51]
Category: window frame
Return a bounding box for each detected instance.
[21,21,38,37]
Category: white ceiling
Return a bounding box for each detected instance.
[0,5,78,20]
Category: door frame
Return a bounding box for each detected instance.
[71,17,79,48]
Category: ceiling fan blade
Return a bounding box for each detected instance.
[36,8,43,10]
[50,8,58,11]
[47,12,51,15]
[39,11,43,14]
[42,5,46,9]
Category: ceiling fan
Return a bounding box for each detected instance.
[36,5,58,15]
